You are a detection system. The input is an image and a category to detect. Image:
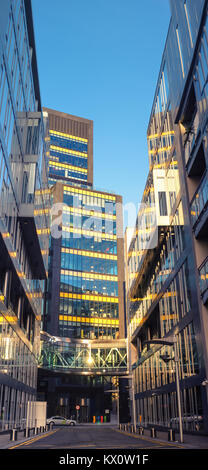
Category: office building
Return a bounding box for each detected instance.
[0,0,49,429]
[38,108,128,422]
[126,0,208,434]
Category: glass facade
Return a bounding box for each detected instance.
[0,0,49,429]
[43,109,125,345]
[48,130,88,184]
[126,0,208,434]
[47,184,121,340]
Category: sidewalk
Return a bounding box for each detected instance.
[117,425,208,449]
[0,427,55,449]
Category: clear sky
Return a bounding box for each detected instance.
[32,0,171,229]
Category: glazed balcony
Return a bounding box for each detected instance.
[184,112,203,176]
[190,172,208,238]
[17,112,48,279]
[199,257,208,304]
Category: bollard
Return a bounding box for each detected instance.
[139,426,144,435]
[10,429,18,441]
[150,427,156,438]
[168,429,175,441]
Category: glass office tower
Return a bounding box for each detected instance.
[0,0,49,429]
[38,108,127,422]
[42,108,125,341]
[126,0,208,434]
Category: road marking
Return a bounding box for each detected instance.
[66,444,96,448]
[9,429,59,449]
[114,428,185,448]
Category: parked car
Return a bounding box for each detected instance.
[46,416,76,426]
[170,414,203,423]
[170,415,203,430]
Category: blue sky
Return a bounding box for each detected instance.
[32,0,171,228]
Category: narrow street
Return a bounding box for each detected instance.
[9,425,184,450]
[4,425,207,468]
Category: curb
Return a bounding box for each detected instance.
[0,428,59,449]
[114,427,191,449]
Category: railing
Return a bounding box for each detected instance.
[184,112,200,165]
[199,258,208,295]
[190,172,208,226]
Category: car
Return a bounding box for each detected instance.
[170,415,203,423]
[46,416,76,426]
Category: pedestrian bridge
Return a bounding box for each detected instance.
[38,332,128,376]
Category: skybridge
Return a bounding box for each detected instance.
[38,332,128,376]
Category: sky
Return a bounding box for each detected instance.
[32,0,171,229]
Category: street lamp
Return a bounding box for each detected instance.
[126,307,137,432]
[144,336,183,443]
[119,374,136,432]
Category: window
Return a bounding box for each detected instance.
[158,192,168,216]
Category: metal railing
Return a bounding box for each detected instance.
[199,257,208,295]
[190,172,208,226]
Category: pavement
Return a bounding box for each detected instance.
[0,424,207,449]
[116,426,208,449]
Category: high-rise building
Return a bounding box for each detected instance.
[42,108,125,341]
[38,108,128,422]
[126,0,208,434]
[0,0,49,429]
[44,107,93,188]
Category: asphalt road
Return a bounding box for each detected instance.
[9,425,184,450]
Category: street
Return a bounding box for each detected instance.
[4,425,208,468]
[9,425,184,450]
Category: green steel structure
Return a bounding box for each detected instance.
[38,333,128,375]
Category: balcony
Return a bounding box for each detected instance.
[184,112,202,176]
[190,172,208,238]
[17,112,48,279]
[199,258,208,305]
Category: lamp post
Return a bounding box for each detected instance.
[126,310,137,431]
[119,374,136,431]
[144,336,183,443]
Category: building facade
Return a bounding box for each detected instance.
[38,108,128,422]
[43,107,93,188]
[0,0,49,429]
[126,0,208,434]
